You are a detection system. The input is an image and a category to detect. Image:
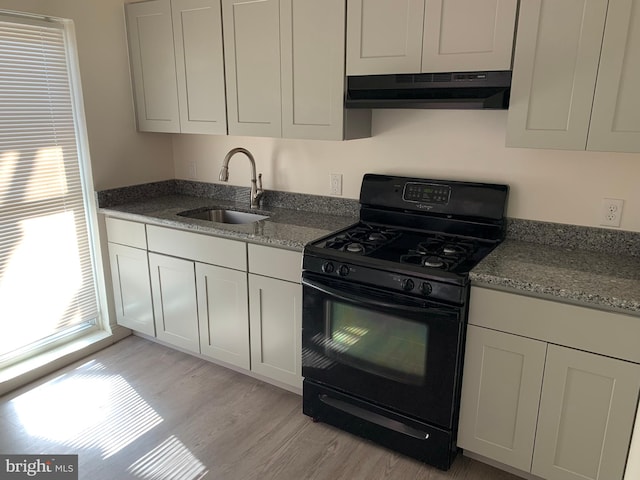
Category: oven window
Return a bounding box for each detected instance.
[326,301,428,386]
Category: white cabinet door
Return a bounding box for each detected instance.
[532,345,640,480]
[125,0,181,133]
[422,0,517,72]
[108,243,155,336]
[222,0,281,137]
[172,0,227,135]
[346,0,425,75]
[506,0,609,150]
[280,0,345,140]
[196,262,249,369]
[149,253,200,353]
[248,274,302,389]
[588,0,640,152]
[458,325,547,472]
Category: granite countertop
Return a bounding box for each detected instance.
[97,180,640,316]
[471,237,640,317]
[97,184,358,251]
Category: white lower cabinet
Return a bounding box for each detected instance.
[108,243,155,336]
[459,287,640,480]
[458,325,546,472]
[196,262,249,369]
[248,274,302,389]
[532,345,640,480]
[105,218,303,391]
[149,252,200,353]
[248,244,302,390]
[106,218,155,336]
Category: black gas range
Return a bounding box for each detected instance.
[301,174,509,469]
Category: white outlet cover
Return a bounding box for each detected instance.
[600,198,624,227]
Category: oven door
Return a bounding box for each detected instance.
[302,272,464,429]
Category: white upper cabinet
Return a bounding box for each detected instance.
[346,0,517,75]
[281,0,362,140]
[507,0,640,153]
[346,0,425,75]
[126,0,227,134]
[422,0,518,72]
[222,0,282,138]
[223,0,370,140]
[588,0,640,152]
[172,0,227,134]
[126,0,181,132]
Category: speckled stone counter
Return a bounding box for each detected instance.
[97,181,358,251]
[471,220,640,316]
[98,181,640,316]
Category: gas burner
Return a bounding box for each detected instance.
[400,253,453,269]
[442,245,467,256]
[322,224,402,255]
[423,256,445,268]
[368,232,387,242]
[414,237,475,258]
[346,243,365,254]
[399,252,461,270]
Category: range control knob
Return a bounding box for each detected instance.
[401,279,415,291]
[420,282,433,296]
[338,265,350,277]
[322,262,335,273]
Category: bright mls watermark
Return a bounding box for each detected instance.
[0,455,77,479]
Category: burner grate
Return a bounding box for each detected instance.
[323,225,401,255]
[399,236,478,270]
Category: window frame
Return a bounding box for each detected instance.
[0,10,110,370]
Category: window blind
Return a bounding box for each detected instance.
[0,15,98,360]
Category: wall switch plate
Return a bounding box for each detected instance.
[600,198,624,227]
[330,173,342,196]
[187,162,197,179]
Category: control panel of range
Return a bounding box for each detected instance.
[402,182,451,205]
[304,255,465,305]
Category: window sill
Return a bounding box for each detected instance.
[0,325,131,397]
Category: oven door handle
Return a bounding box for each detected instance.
[302,277,456,317]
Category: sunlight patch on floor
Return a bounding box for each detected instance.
[11,360,163,458]
[127,435,208,480]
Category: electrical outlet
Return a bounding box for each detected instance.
[600,198,624,227]
[330,173,342,196]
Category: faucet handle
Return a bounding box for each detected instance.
[257,173,263,192]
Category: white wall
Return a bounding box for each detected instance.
[173,109,640,232]
[0,0,174,189]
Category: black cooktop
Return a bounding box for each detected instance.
[303,174,508,299]
[311,222,497,276]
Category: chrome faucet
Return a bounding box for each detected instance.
[219,147,264,209]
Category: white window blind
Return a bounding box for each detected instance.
[0,15,99,361]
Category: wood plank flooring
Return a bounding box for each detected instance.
[0,336,523,480]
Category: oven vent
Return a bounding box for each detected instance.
[346,71,512,109]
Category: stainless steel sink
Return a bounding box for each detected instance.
[177,207,269,224]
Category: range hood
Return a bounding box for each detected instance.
[345,71,512,110]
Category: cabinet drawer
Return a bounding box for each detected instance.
[105,217,147,249]
[146,224,246,270]
[248,244,301,283]
[470,287,640,364]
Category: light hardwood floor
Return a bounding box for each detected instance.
[0,336,522,480]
